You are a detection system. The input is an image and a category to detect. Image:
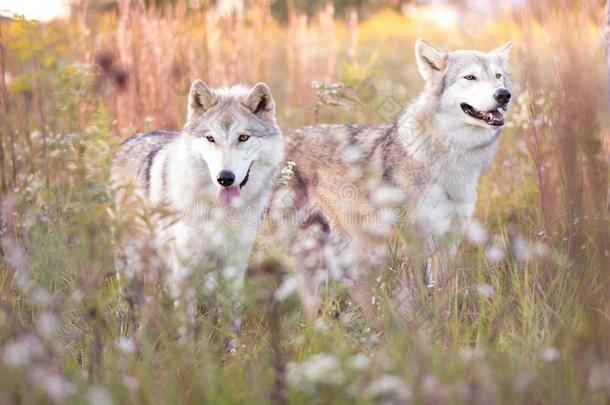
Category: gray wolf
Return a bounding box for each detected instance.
[111,80,284,335]
[286,39,513,288]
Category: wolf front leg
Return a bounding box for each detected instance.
[421,234,438,290]
[222,265,247,354]
[422,240,459,289]
[166,262,199,342]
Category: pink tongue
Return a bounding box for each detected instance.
[217,187,241,208]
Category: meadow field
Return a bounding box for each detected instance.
[0,0,609,403]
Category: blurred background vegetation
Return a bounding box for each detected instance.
[0,0,608,403]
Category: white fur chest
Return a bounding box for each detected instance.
[169,209,259,269]
[414,167,474,239]
[409,144,495,244]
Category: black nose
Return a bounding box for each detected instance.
[494,89,512,105]
[217,170,235,187]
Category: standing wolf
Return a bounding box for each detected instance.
[111,80,284,335]
[287,39,512,287]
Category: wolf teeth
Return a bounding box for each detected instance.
[462,103,505,124]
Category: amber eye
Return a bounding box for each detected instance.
[206,136,215,143]
[464,75,477,81]
[496,73,502,79]
[238,134,250,142]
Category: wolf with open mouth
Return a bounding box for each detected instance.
[286,39,513,292]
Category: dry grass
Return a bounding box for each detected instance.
[0,1,609,403]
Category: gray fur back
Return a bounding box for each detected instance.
[112,130,178,193]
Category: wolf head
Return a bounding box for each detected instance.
[415,39,512,147]
[182,80,284,209]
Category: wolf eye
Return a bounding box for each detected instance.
[238,134,250,142]
[464,75,477,81]
[496,73,502,79]
[206,136,215,143]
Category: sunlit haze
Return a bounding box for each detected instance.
[0,0,70,22]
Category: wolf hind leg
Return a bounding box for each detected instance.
[114,240,150,342]
[423,256,434,289]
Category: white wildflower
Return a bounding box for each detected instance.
[31,368,76,402]
[476,283,494,299]
[87,386,113,405]
[422,374,447,401]
[203,273,218,295]
[589,362,610,392]
[459,346,486,362]
[20,214,36,231]
[301,237,317,251]
[222,265,240,281]
[485,244,505,264]
[361,331,381,347]
[542,347,560,363]
[70,290,84,303]
[115,337,136,355]
[512,235,531,264]
[275,161,296,186]
[313,319,329,333]
[37,312,59,338]
[2,334,44,367]
[4,244,30,285]
[370,186,405,206]
[122,374,140,391]
[350,353,371,371]
[512,235,549,264]
[32,288,53,306]
[463,219,488,245]
[287,353,344,389]
[339,312,356,327]
[531,241,550,258]
[274,277,299,301]
[366,374,411,402]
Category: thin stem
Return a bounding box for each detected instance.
[0,23,16,188]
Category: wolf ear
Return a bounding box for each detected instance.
[244,82,276,121]
[415,39,448,81]
[188,80,216,120]
[490,42,512,66]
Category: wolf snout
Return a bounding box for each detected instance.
[217,170,235,187]
[494,89,511,106]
